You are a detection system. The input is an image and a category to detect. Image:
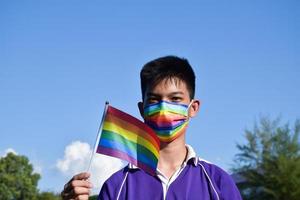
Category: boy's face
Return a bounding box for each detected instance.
[139,77,200,118]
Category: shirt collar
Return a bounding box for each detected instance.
[185,144,198,166]
[128,144,198,170]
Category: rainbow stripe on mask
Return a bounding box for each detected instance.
[144,101,189,142]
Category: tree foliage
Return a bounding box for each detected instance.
[37,192,60,200]
[89,195,98,200]
[0,152,41,200]
[0,152,85,200]
[233,117,300,200]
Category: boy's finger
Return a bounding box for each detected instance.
[73,187,91,195]
[71,180,93,188]
[64,180,92,193]
[63,173,92,193]
[75,194,89,200]
[73,172,90,180]
[61,185,91,199]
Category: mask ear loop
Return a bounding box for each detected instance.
[186,99,194,120]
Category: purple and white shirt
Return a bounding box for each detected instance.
[98,145,242,200]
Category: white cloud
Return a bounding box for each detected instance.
[56,141,124,194]
[56,141,91,174]
[1,148,18,157]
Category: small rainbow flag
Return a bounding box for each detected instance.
[96,104,160,175]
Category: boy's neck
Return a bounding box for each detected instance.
[157,135,187,179]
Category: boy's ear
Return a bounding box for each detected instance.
[189,99,201,118]
[138,102,144,118]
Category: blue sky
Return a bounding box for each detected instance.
[1,0,299,194]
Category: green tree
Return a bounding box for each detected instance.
[233,117,300,200]
[37,191,60,200]
[89,195,98,200]
[0,152,40,200]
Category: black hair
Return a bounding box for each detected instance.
[140,55,195,100]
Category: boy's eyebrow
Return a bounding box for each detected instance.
[168,92,184,96]
[146,92,160,97]
[146,91,184,97]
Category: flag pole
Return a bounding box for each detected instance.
[87,101,110,173]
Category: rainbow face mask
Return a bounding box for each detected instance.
[143,100,191,142]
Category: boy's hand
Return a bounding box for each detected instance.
[61,172,93,200]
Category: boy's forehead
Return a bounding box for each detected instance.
[145,77,188,95]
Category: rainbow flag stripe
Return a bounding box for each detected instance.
[97,105,160,175]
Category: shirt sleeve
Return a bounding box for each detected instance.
[201,161,243,200]
[98,182,113,200]
[218,171,243,200]
[97,167,128,200]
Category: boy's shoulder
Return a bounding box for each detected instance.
[103,165,129,186]
[99,166,129,199]
[197,157,233,180]
[196,157,241,199]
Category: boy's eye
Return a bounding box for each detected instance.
[147,97,159,104]
[171,97,182,102]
